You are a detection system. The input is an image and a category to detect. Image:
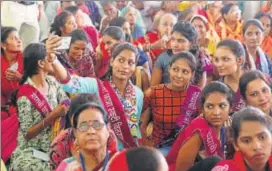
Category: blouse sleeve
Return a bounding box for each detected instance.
[61,76,98,94]
[17,96,35,137]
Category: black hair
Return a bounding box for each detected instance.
[69,29,88,45]
[65,93,100,128]
[216,39,245,60]
[103,26,125,41]
[201,81,233,108]
[226,107,272,158]
[231,107,272,141]
[242,19,264,35]
[64,5,80,15]
[109,17,132,42]
[169,51,197,72]
[101,42,139,80]
[255,12,272,26]
[171,21,204,85]
[221,3,236,20]
[20,43,47,85]
[239,70,272,100]
[171,21,198,42]
[126,147,162,171]
[72,103,108,129]
[1,26,17,54]
[50,11,73,36]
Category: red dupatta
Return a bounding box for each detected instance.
[212,152,272,171]
[97,79,138,148]
[167,117,223,171]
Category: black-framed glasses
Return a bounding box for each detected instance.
[77,121,105,132]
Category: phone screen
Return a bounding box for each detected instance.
[56,37,71,50]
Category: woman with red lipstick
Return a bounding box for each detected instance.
[213,39,246,114]
[212,107,272,171]
[239,70,272,117]
[243,19,272,78]
[141,52,201,156]
[167,82,231,171]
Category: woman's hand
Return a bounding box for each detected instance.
[46,35,62,54]
[5,70,22,81]
[51,104,68,118]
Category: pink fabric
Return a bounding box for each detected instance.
[1,106,19,162]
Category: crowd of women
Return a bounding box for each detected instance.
[1,1,272,171]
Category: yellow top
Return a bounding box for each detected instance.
[1,160,7,171]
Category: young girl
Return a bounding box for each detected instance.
[141,52,201,155]
[239,70,272,116]
[212,107,272,171]
[167,82,231,171]
[213,39,246,113]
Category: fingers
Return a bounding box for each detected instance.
[46,35,62,53]
[5,70,17,80]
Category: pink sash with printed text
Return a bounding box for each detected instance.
[167,117,223,171]
[97,79,137,148]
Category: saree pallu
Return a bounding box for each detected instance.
[167,117,224,171]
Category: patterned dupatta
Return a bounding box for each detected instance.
[97,78,138,148]
[219,20,243,41]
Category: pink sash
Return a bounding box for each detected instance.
[212,152,272,171]
[232,89,246,113]
[97,79,137,148]
[157,84,201,147]
[167,117,223,170]
[17,84,52,118]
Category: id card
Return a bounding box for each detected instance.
[32,149,49,161]
[56,37,71,50]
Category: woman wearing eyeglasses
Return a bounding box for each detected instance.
[57,103,117,171]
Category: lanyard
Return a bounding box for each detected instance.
[79,151,109,171]
[220,126,225,154]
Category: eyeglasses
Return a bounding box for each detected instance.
[77,121,105,132]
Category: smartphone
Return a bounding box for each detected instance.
[8,62,18,71]
[56,37,72,50]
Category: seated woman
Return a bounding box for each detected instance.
[134,13,177,63]
[106,147,168,171]
[50,11,77,37]
[57,29,96,77]
[239,70,272,117]
[1,27,23,106]
[255,12,272,59]
[243,19,272,77]
[167,82,231,171]
[10,43,69,170]
[151,21,212,89]
[217,3,243,41]
[141,52,201,155]
[49,93,101,170]
[212,107,272,171]
[57,103,117,171]
[120,6,146,40]
[213,39,246,113]
[190,15,218,58]
[46,40,143,150]
[95,26,124,77]
[109,17,150,91]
